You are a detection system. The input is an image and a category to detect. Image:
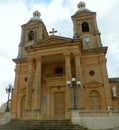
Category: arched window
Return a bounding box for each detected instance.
[82,22,89,32]
[28,30,34,40]
[89,90,101,110]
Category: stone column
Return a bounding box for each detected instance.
[99,54,112,108]
[74,53,81,81]
[26,58,33,111]
[11,65,20,119]
[74,52,84,109]
[46,86,50,119]
[64,53,72,110]
[34,57,42,111]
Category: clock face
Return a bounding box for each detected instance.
[83,37,91,43]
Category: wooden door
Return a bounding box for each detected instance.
[89,90,101,110]
[54,92,65,119]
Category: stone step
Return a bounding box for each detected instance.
[0,120,88,130]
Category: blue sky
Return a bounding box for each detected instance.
[0,0,119,106]
[25,0,51,10]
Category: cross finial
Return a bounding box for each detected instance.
[49,28,57,35]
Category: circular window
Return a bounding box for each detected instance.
[89,71,95,76]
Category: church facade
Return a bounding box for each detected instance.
[11,2,119,120]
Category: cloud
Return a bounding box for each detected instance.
[0,0,18,5]
[0,1,27,85]
[0,48,12,59]
[25,0,73,37]
[24,0,51,10]
[97,0,119,77]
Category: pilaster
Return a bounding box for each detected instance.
[99,54,112,108]
[11,65,20,119]
[26,58,33,111]
[46,86,50,119]
[63,52,72,110]
[73,52,85,109]
[34,56,42,111]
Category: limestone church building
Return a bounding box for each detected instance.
[11,2,119,120]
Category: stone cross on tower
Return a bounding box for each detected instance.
[49,28,57,35]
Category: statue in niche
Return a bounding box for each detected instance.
[112,86,117,97]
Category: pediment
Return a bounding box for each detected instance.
[84,81,104,88]
[35,35,72,47]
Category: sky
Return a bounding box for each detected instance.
[0,0,119,106]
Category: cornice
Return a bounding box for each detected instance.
[12,58,27,64]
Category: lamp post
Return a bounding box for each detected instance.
[67,78,81,110]
[5,84,14,112]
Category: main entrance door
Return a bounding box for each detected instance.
[54,92,65,119]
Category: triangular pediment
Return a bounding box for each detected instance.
[84,81,104,88]
[35,35,73,47]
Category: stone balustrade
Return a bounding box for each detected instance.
[78,110,119,117]
[72,110,119,130]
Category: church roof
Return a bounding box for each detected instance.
[109,78,119,83]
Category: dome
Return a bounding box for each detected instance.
[75,1,91,14]
[77,1,86,8]
[29,10,42,22]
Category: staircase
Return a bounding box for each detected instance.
[0,119,88,130]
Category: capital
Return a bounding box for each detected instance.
[63,52,71,57]
[72,52,81,56]
[35,56,42,62]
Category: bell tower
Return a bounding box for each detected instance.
[17,10,48,58]
[71,2,102,49]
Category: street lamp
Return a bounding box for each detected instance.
[5,84,14,112]
[66,78,81,110]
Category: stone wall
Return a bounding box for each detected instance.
[72,110,119,130]
[0,112,10,125]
